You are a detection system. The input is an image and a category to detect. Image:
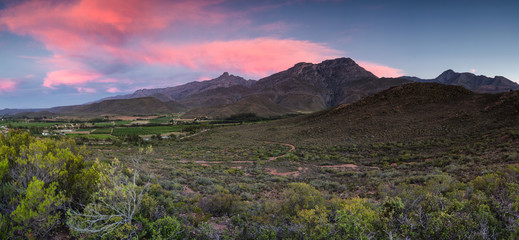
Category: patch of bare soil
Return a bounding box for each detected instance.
[183,185,195,194]
[111,116,159,121]
[266,168,301,177]
[320,164,359,169]
[131,120,150,125]
[72,130,92,134]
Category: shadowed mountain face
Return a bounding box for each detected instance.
[252,58,380,108]
[403,70,519,93]
[92,57,407,118]
[181,58,410,117]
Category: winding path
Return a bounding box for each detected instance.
[264,141,296,161]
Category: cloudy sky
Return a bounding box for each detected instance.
[0,0,518,108]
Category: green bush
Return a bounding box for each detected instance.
[151,216,183,240]
[198,193,241,216]
[336,197,378,240]
[280,182,324,216]
[11,178,65,238]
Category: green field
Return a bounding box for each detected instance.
[76,128,93,132]
[112,125,181,136]
[91,128,112,134]
[148,116,174,124]
[114,120,132,126]
[94,122,114,127]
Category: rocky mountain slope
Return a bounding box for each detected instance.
[100,72,254,103]
[182,58,410,117]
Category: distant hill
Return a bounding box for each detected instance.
[0,108,47,116]
[49,97,186,116]
[297,82,518,142]
[402,70,519,93]
[12,111,59,119]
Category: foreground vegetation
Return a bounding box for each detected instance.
[2,84,519,239]
[1,124,519,239]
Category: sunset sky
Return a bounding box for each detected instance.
[1,0,518,108]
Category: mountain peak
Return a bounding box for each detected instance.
[437,69,458,78]
[320,57,355,66]
[220,72,230,77]
[213,72,247,82]
[444,69,455,73]
[283,57,376,80]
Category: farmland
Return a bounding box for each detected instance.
[0,114,209,141]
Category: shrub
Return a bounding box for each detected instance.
[296,205,331,239]
[198,193,241,217]
[336,197,378,240]
[10,178,65,238]
[280,182,324,216]
[151,216,183,240]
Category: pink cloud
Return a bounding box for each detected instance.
[76,87,97,93]
[357,61,405,78]
[1,0,343,89]
[143,38,341,77]
[257,21,294,33]
[106,87,122,93]
[197,76,213,81]
[0,0,226,53]
[0,78,19,93]
[43,69,102,88]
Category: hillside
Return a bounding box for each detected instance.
[203,83,519,146]
[182,95,294,118]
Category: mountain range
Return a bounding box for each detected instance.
[2,58,518,118]
[402,70,518,93]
